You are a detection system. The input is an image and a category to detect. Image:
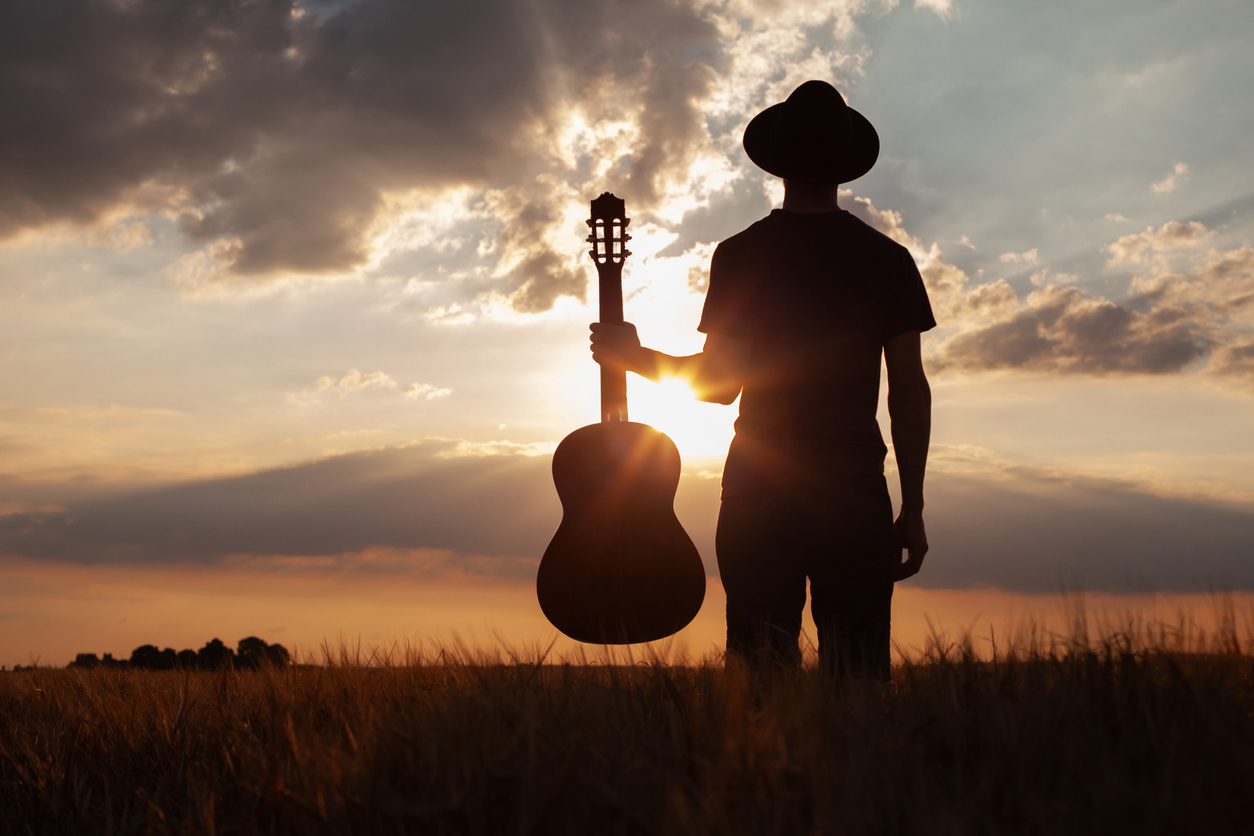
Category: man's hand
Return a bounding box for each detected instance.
[590,322,646,373]
[893,510,928,581]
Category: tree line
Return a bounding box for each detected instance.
[65,636,290,671]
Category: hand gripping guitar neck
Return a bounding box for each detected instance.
[535,193,706,645]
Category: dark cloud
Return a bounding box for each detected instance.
[0,441,560,570]
[931,285,1212,376]
[486,178,589,313]
[902,210,1253,380]
[4,0,538,269]
[652,174,772,259]
[2,441,1252,593]
[920,468,1254,594]
[1,0,722,305]
[0,440,725,578]
[848,197,1220,377]
[1212,341,1254,383]
[618,55,720,210]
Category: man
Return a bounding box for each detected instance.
[590,80,934,680]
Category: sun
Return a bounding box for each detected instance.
[626,375,736,461]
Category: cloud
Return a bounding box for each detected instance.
[0,440,559,569]
[1211,341,1254,383]
[998,248,1038,264]
[1028,268,1079,288]
[1105,213,1129,223]
[851,203,1254,382]
[3,440,1253,593]
[931,284,1211,376]
[1106,220,1212,266]
[307,369,450,400]
[919,464,1254,593]
[482,177,589,314]
[914,0,954,17]
[2,0,546,267]
[0,0,726,306]
[1151,162,1190,194]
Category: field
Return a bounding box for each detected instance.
[3,615,1254,835]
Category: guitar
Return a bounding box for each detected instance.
[536,193,707,644]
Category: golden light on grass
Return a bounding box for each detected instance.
[6,553,1254,671]
[3,613,1253,834]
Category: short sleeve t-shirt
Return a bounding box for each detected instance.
[698,208,936,496]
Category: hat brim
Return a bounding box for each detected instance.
[743,102,880,185]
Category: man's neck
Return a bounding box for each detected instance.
[780,180,841,214]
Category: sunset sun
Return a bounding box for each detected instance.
[628,374,736,460]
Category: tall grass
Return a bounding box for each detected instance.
[3,607,1253,835]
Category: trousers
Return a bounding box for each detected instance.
[715,474,896,680]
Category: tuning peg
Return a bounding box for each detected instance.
[622,218,631,227]
[586,219,595,227]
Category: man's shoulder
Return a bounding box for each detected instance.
[717,209,911,261]
[714,214,777,254]
[837,211,914,257]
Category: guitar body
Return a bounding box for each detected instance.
[537,421,706,644]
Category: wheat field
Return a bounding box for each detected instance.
[3,615,1253,835]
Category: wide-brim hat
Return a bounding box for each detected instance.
[743,80,879,185]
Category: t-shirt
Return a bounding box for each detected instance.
[697,208,936,496]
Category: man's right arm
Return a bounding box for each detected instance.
[589,323,749,405]
[885,329,931,580]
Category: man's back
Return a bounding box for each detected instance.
[698,208,935,495]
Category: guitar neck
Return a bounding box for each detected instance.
[598,260,628,423]
[587,192,631,424]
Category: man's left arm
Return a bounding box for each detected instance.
[885,330,931,581]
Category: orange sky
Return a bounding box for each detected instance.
[5,552,1250,668]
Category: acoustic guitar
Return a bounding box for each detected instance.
[536,193,707,644]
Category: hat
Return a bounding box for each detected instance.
[743,80,879,185]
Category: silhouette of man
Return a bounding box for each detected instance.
[590,80,935,680]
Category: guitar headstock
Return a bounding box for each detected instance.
[586,192,631,268]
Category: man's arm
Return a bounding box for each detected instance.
[589,322,749,405]
[885,330,931,581]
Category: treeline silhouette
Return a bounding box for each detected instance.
[67,636,290,671]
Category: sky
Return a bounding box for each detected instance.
[2,0,1253,666]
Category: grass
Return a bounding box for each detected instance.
[2,610,1253,835]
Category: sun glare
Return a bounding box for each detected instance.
[626,375,736,460]
[554,368,735,461]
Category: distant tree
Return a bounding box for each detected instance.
[267,642,291,667]
[197,638,235,669]
[130,645,178,670]
[66,637,288,672]
[236,636,291,669]
[130,645,157,667]
[236,636,267,669]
